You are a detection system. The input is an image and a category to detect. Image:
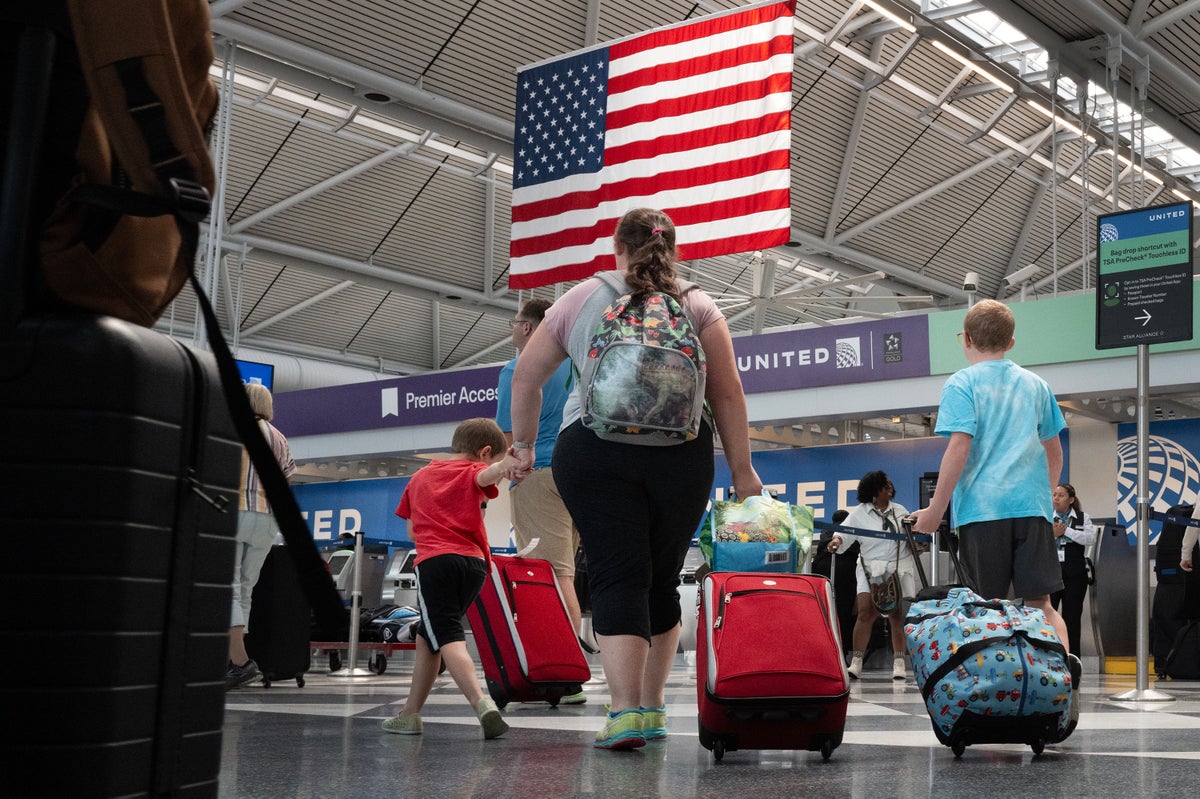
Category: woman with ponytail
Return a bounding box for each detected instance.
[508,208,762,750]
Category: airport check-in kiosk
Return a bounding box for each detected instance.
[326,542,389,608]
[384,548,418,607]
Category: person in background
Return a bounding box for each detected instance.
[380,418,523,739]
[227,383,295,690]
[495,298,589,704]
[828,471,917,681]
[1050,482,1096,657]
[909,299,1079,735]
[1181,524,1199,573]
[507,208,763,750]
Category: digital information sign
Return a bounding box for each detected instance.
[1096,201,1194,349]
[236,359,275,392]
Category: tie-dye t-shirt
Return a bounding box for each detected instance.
[935,359,1065,527]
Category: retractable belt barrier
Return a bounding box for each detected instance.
[813,520,933,544]
[814,519,934,589]
[1151,511,1200,528]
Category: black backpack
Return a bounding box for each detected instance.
[1155,504,1196,583]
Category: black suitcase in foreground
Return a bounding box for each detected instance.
[247,546,312,688]
[0,313,241,797]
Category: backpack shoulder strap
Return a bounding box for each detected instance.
[567,273,622,365]
[594,269,629,295]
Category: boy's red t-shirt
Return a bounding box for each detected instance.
[396,459,498,565]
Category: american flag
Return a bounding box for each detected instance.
[508,0,795,289]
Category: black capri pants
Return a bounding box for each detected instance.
[552,419,714,642]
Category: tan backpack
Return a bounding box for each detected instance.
[38,0,217,326]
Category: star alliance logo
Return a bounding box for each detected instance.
[884,332,902,363]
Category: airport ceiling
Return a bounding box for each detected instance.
[176,0,1200,394]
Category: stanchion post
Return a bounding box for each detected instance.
[330,530,374,678]
[1111,344,1173,703]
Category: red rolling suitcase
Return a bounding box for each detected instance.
[466,555,591,709]
[697,572,849,761]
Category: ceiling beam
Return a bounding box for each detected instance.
[825,38,882,242]
[210,23,515,157]
[156,319,428,375]
[1134,0,1200,39]
[974,0,1200,157]
[208,229,520,317]
[833,129,1049,247]
[209,0,258,18]
[785,229,969,301]
[228,141,416,235]
[999,167,1050,298]
[242,281,356,337]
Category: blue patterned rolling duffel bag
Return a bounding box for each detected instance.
[904,587,1076,757]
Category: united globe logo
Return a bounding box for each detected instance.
[1116,434,1200,541]
[1099,223,1120,243]
[835,337,862,368]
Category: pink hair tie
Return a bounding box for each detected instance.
[650,226,663,236]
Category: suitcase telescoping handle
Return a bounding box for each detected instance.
[900,517,929,590]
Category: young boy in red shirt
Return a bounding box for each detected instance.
[381,418,524,738]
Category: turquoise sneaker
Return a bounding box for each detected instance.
[640,705,667,740]
[594,708,645,749]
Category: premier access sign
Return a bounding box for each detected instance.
[1096,201,1194,349]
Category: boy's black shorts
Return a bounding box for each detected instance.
[957,516,1063,600]
[413,553,487,652]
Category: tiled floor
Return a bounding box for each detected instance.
[220,651,1200,798]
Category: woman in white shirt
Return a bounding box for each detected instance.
[829,470,919,682]
[1051,482,1096,656]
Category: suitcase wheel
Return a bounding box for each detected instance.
[296,675,305,688]
[1030,738,1045,756]
[951,740,966,758]
[261,675,272,689]
[713,739,725,762]
[820,739,834,761]
[329,651,343,672]
[368,653,387,674]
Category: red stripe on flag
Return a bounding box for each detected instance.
[512,185,789,259]
[677,226,792,262]
[608,36,793,96]
[508,254,614,290]
[606,71,792,130]
[664,189,793,230]
[511,149,790,226]
[609,1,795,60]
[510,221,792,290]
[604,111,790,167]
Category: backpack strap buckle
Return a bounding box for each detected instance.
[169,177,211,224]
